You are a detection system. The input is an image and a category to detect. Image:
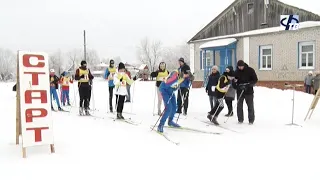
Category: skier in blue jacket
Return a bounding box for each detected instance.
[157,69,191,133]
[104,59,117,112]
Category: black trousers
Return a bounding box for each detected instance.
[115,95,125,113]
[79,83,90,108]
[209,98,224,117]
[224,97,234,114]
[109,86,114,110]
[88,85,92,105]
[237,93,255,123]
[177,87,189,113]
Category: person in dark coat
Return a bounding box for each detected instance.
[205,65,220,111]
[177,57,194,115]
[49,69,62,111]
[232,60,258,124]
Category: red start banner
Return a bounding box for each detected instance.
[18,51,54,147]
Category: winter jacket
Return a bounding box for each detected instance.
[215,74,230,99]
[313,75,320,90]
[205,71,220,96]
[178,64,194,88]
[304,75,313,86]
[159,70,185,95]
[113,72,134,96]
[49,75,60,89]
[225,80,236,99]
[75,66,94,87]
[104,66,117,87]
[151,65,170,87]
[232,63,258,95]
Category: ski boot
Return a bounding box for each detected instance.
[58,107,63,111]
[51,106,54,111]
[67,102,71,106]
[116,113,122,119]
[157,124,164,133]
[225,112,233,117]
[110,107,113,113]
[168,120,181,128]
[119,113,125,119]
[157,110,161,116]
[207,114,219,125]
[84,108,90,115]
[183,110,187,116]
[79,107,84,116]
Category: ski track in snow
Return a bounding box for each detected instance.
[1,79,320,180]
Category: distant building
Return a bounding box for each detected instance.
[138,64,149,81]
[188,0,320,89]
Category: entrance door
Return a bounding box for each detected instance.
[219,50,226,73]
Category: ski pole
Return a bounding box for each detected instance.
[224,89,245,123]
[176,82,192,123]
[151,91,175,131]
[91,83,95,113]
[130,81,135,114]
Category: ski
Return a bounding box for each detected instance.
[150,128,180,145]
[163,126,221,135]
[201,120,239,133]
[113,117,140,125]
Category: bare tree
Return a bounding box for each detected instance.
[0,48,16,81]
[86,49,100,66]
[161,43,190,71]
[136,37,162,72]
[67,48,83,71]
[49,50,67,75]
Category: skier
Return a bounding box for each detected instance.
[150,62,169,115]
[60,71,73,106]
[207,69,233,125]
[125,68,131,102]
[157,70,191,133]
[177,57,194,115]
[75,60,94,115]
[232,60,258,124]
[224,66,236,116]
[49,69,62,111]
[205,65,220,111]
[113,62,137,119]
[104,59,116,112]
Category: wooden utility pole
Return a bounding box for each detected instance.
[84,30,87,61]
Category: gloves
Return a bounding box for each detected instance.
[133,76,137,81]
[80,75,85,78]
[239,83,249,91]
[120,77,123,82]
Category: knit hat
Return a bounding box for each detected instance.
[178,57,184,63]
[50,69,55,73]
[118,62,125,70]
[110,59,114,64]
[237,60,245,66]
[81,60,87,66]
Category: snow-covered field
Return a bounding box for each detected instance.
[1,78,320,180]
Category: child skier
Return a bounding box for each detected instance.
[207,70,233,125]
[157,70,191,133]
[113,62,137,119]
[75,60,94,115]
[150,62,169,115]
[49,69,62,111]
[104,59,117,112]
[224,66,236,116]
[60,71,73,106]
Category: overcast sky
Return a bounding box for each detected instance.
[1,0,319,63]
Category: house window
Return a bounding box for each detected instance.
[247,3,254,14]
[259,45,272,70]
[201,51,212,69]
[299,41,315,69]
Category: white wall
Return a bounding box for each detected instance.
[189,43,195,73]
[243,37,250,65]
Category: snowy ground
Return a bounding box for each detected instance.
[1,78,320,180]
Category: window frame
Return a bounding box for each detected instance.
[201,50,212,70]
[259,45,273,70]
[298,41,315,70]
